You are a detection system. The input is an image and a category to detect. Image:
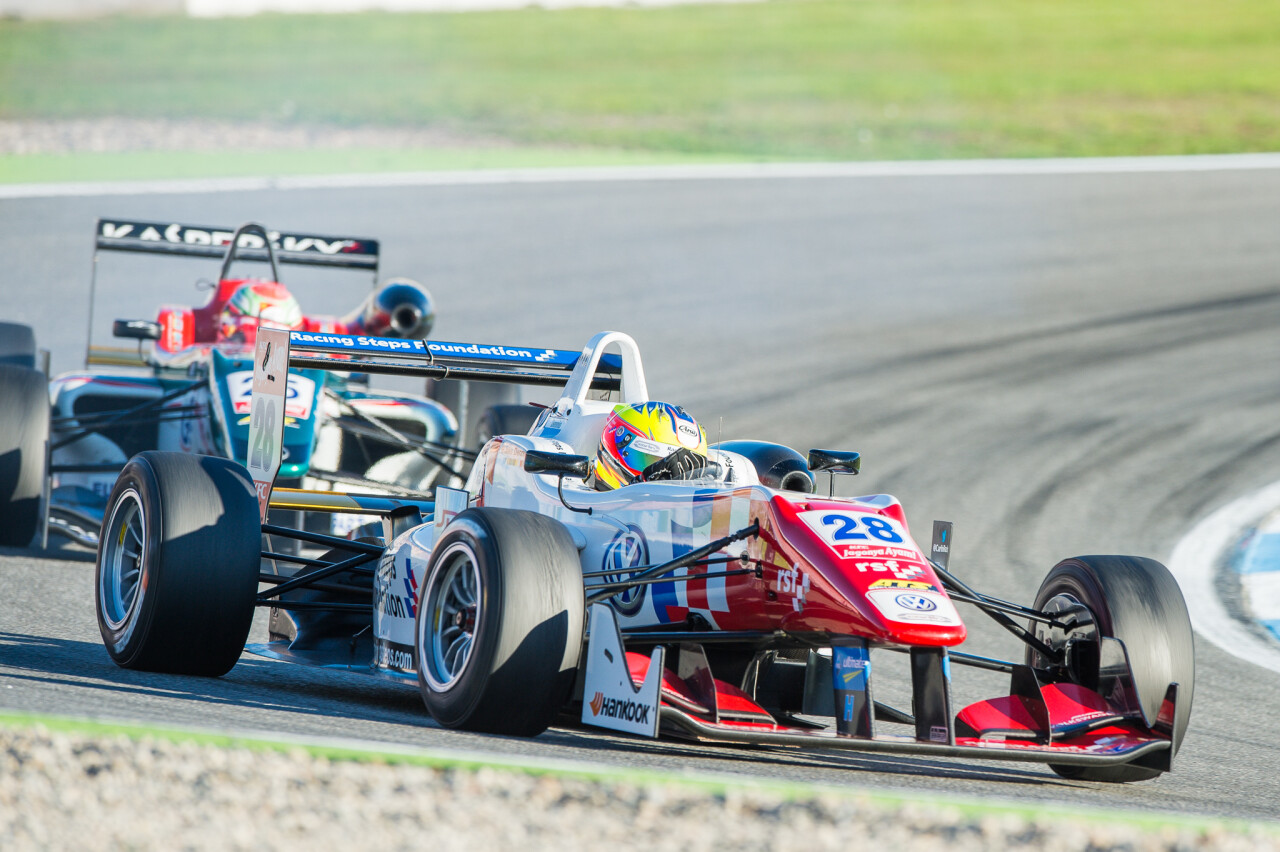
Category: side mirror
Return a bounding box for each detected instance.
[808,449,860,498]
[807,449,861,475]
[113,319,162,341]
[524,450,592,479]
[524,450,593,515]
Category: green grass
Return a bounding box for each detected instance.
[1,709,1274,837]
[0,145,757,184]
[2,0,1279,172]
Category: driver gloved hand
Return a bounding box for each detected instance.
[641,447,708,482]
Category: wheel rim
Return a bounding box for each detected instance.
[1033,591,1100,686]
[419,541,481,691]
[100,488,146,630]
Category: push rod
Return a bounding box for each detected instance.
[584,522,759,605]
[930,559,1060,662]
[50,380,204,451]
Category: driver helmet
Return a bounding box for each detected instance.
[218,280,303,344]
[595,401,708,490]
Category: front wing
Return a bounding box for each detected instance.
[580,604,1175,771]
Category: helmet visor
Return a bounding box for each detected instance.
[611,431,674,479]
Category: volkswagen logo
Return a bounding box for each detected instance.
[895,593,937,612]
[603,526,648,617]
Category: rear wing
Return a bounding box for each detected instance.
[246,329,623,519]
[286,330,621,384]
[86,218,381,366]
[94,218,380,271]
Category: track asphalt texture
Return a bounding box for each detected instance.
[2,163,1280,820]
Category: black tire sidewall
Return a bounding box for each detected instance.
[0,364,49,547]
[95,452,260,676]
[417,508,584,736]
[416,515,504,728]
[96,459,164,666]
[0,322,36,370]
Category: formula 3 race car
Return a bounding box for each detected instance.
[0,218,494,549]
[92,328,1194,783]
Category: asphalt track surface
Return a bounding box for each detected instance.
[2,166,1280,820]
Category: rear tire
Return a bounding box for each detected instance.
[0,321,36,370]
[1029,555,1194,782]
[415,508,584,736]
[426,378,522,450]
[0,364,49,547]
[96,452,260,676]
[474,404,540,448]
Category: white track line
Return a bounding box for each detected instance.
[1168,479,1280,676]
[4,152,1280,199]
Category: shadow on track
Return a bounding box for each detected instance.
[0,540,96,563]
[539,723,1065,788]
[0,631,425,725]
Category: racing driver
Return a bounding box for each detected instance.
[594,401,711,489]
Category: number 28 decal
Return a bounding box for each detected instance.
[799,510,906,546]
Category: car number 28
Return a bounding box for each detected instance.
[799,510,906,546]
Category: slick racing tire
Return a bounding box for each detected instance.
[1028,555,1194,782]
[96,452,260,676]
[474,404,541,449]
[0,364,49,547]
[416,508,584,737]
[0,322,37,370]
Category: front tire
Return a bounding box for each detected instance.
[415,508,584,736]
[1029,555,1194,782]
[96,452,260,676]
[0,364,49,547]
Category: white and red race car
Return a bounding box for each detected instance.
[93,328,1194,783]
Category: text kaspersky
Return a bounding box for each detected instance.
[594,695,651,724]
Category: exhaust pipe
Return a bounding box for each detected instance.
[344,278,436,339]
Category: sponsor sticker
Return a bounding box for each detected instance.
[373,546,420,652]
[373,640,415,673]
[773,565,811,613]
[895,593,937,612]
[866,589,962,625]
[587,692,653,726]
[601,526,649,617]
[848,556,930,580]
[288,331,576,366]
[833,646,869,687]
[580,604,662,738]
[930,520,954,569]
[832,644,872,737]
[99,220,373,256]
[245,327,289,521]
[869,579,938,592]
[675,420,701,449]
[228,370,316,420]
